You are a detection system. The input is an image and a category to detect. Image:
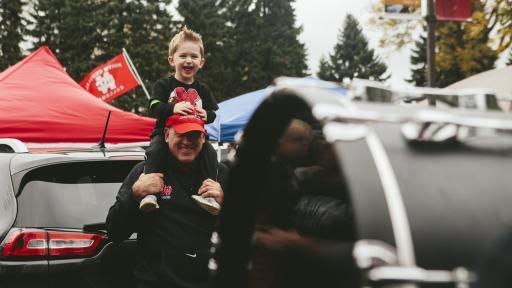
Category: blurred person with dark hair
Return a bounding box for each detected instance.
[250,119,357,288]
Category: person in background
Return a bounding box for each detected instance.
[222,142,237,168]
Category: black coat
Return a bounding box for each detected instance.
[106,145,228,288]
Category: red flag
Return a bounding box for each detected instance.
[80,53,140,102]
[435,0,472,22]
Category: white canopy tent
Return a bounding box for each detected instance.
[446,66,512,111]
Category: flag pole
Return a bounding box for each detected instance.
[122,48,150,99]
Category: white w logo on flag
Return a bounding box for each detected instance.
[95,70,117,94]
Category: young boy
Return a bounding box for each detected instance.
[142,26,219,212]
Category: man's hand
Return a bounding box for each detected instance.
[254,226,321,253]
[254,227,302,251]
[197,178,223,204]
[173,101,194,115]
[132,173,164,200]
[195,107,207,121]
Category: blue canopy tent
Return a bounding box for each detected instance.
[206,78,348,142]
[206,88,271,142]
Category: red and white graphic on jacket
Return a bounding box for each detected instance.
[169,87,203,108]
[161,185,173,200]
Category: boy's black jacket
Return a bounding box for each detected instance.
[149,77,218,137]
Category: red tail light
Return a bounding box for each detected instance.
[0,228,47,258]
[0,228,105,259]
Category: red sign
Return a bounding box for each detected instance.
[80,53,140,102]
[435,0,472,22]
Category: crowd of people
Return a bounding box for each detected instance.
[105,23,512,288]
[105,24,356,288]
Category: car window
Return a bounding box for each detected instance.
[15,181,121,228]
[14,160,140,229]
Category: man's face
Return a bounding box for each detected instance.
[165,128,205,164]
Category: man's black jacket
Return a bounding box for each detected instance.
[106,146,228,288]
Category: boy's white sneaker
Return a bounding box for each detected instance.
[140,195,159,212]
[191,195,220,215]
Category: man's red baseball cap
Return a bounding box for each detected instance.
[165,113,205,134]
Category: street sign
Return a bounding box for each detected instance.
[383,0,422,20]
[435,0,472,21]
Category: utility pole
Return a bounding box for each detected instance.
[426,0,437,106]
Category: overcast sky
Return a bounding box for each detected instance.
[292,0,413,88]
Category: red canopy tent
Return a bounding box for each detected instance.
[0,46,155,145]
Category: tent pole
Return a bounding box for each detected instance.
[217,118,222,161]
[122,48,150,99]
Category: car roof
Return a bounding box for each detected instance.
[5,148,145,175]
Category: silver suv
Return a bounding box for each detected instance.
[0,139,144,288]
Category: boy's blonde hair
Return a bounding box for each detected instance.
[168,26,204,58]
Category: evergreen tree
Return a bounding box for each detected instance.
[28,0,99,80]
[407,27,427,87]
[0,0,24,71]
[316,56,332,81]
[27,0,176,114]
[317,14,389,82]
[226,0,308,97]
[507,49,512,65]
[259,0,308,78]
[223,0,264,96]
[177,0,233,101]
[407,25,465,88]
[94,0,177,114]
